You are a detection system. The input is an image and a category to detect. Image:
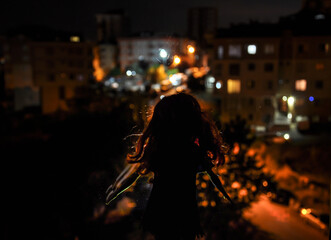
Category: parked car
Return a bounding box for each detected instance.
[300,208,328,234]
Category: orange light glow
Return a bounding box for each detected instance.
[93,47,105,82]
[173,55,181,65]
[239,188,248,197]
[262,180,268,187]
[201,200,208,207]
[231,181,241,189]
[187,45,195,53]
[232,142,240,155]
[301,208,311,215]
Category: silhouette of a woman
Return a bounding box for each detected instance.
[106,93,232,240]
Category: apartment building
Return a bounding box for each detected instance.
[211,13,331,129]
[118,34,196,69]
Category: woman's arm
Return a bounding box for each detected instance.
[105,164,141,205]
[206,168,234,205]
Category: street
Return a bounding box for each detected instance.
[243,195,328,240]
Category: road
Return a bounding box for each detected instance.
[243,195,328,240]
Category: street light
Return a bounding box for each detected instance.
[159,49,168,59]
[173,55,181,65]
[187,45,195,54]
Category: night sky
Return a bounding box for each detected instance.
[1,0,302,40]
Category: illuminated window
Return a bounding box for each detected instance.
[70,36,80,42]
[228,45,241,58]
[227,79,241,93]
[247,45,257,54]
[217,46,224,59]
[264,44,275,54]
[315,63,325,70]
[295,79,307,91]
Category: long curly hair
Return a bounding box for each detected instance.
[127,93,228,174]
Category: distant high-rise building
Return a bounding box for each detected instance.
[96,9,130,44]
[95,10,129,80]
[187,7,218,47]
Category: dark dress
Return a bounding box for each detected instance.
[142,141,205,238]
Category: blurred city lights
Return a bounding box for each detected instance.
[247,44,257,54]
[309,96,315,102]
[231,181,241,189]
[287,96,295,106]
[262,180,268,187]
[126,70,132,76]
[70,36,80,42]
[287,113,292,119]
[232,142,240,155]
[282,96,288,101]
[216,81,222,89]
[173,55,181,64]
[301,208,311,215]
[159,49,168,58]
[187,45,195,53]
[283,133,290,140]
[111,82,119,89]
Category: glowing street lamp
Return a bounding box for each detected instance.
[287,96,295,106]
[187,45,195,54]
[159,49,168,59]
[173,55,181,65]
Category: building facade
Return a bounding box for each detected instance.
[118,35,196,70]
[211,34,280,127]
[2,28,94,114]
[211,10,331,130]
[31,40,94,114]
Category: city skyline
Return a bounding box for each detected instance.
[1,0,302,40]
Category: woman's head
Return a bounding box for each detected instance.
[128,93,227,173]
[149,93,203,141]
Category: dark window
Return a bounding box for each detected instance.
[47,60,54,68]
[49,74,55,82]
[59,86,65,100]
[318,43,328,53]
[298,44,304,54]
[214,64,222,76]
[267,80,273,90]
[69,73,75,80]
[229,63,240,76]
[264,98,272,106]
[315,80,324,89]
[248,63,255,71]
[264,63,274,72]
[45,47,54,55]
[247,79,255,89]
